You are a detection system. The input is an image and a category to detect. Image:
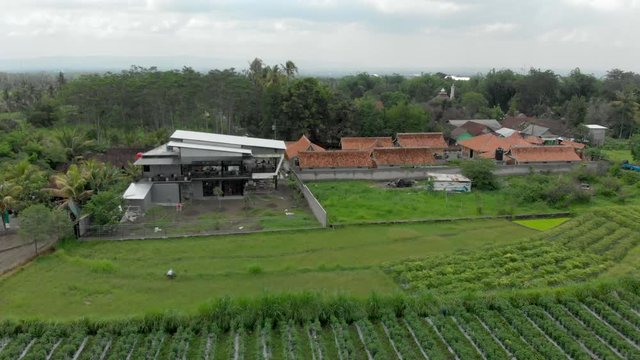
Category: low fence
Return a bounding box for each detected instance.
[0,238,57,275]
[288,172,328,227]
[295,162,602,181]
[82,216,323,241]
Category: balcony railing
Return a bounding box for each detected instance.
[148,167,277,182]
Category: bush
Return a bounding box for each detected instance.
[84,190,124,225]
[460,158,498,190]
[596,177,622,197]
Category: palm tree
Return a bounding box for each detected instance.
[282,60,298,80]
[80,159,122,193]
[0,181,22,231]
[55,128,96,162]
[46,164,93,210]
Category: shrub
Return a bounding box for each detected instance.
[460,158,498,190]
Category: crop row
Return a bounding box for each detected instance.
[2,287,640,359]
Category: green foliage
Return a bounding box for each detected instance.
[385,101,430,133]
[84,190,124,225]
[19,204,72,251]
[460,158,498,190]
[630,133,640,161]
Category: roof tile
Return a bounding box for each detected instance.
[510,146,581,163]
[396,132,448,148]
[285,135,325,159]
[298,150,373,169]
[373,147,440,166]
[341,137,394,150]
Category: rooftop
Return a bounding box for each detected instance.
[298,150,373,169]
[341,136,394,150]
[396,132,448,148]
[373,147,439,166]
[171,130,286,150]
[458,132,531,154]
[584,124,608,130]
[510,145,581,163]
[285,135,325,159]
[449,119,502,131]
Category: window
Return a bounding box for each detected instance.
[143,165,150,172]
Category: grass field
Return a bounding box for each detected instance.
[309,181,561,224]
[512,217,570,230]
[603,149,633,162]
[309,180,640,224]
[0,220,535,320]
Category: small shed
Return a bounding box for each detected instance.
[123,182,153,211]
[583,124,607,146]
[427,173,472,192]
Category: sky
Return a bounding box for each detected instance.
[1,0,640,74]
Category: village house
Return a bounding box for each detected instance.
[509,145,582,164]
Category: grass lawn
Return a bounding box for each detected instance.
[309,181,560,224]
[0,220,535,320]
[603,149,633,162]
[512,217,570,231]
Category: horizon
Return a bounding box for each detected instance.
[1,1,639,75]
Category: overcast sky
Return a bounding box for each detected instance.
[1,0,639,74]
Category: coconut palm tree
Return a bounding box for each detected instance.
[0,181,22,231]
[81,159,123,193]
[283,60,298,80]
[55,128,96,162]
[47,164,93,210]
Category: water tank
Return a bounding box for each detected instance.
[495,147,504,161]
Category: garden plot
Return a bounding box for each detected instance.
[1,286,640,359]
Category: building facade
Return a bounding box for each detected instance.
[124,130,286,210]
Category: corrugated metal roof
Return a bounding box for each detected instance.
[123,182,152,200]
[584,124,608,129]
[143,144,179,157]
[427,173,471,182]
[171,130,286,150]
[166,141,252,154]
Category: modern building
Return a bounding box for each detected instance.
[124,130,286,209]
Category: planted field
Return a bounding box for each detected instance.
[386,206,640,293]
[512,217,570,231]
[0,282,638,359]
[0,219,534,319]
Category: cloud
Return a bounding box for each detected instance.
[360,0,470,16]
[480,22,518,33]
[564,0,640,11]
[537,28,593,43]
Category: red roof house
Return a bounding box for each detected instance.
[298,150,374,169]
[285,135,325,160]
[510,146,582,164]
[340,137,394,150]
[396,133,448,148]
[458,132,531,159]
[373,147,440,167]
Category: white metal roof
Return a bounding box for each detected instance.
[166,141,252,154]
[123,182,152,200]
[495,127,517,137]
[171,130,286,150]
[584,124,608,129]
[134,157,179,166]
[143,144,179,157]
[427,173,471,182]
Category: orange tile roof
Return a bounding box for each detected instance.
[340,137,394,150]
[458,132,531,155]
[298,150,373,169]
[373,147,440,166]
[525,135,544,145]
[396,133,448,148]
[510,146,582,163]
[285,135,325,159]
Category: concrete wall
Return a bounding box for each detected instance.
[296,162,601,181]
[151,183,180,204]
[289,172,328,227]
[589,129,606,146]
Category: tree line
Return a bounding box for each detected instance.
[1,60,640,148]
